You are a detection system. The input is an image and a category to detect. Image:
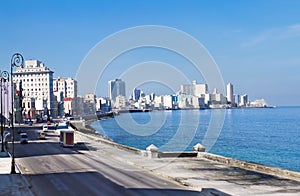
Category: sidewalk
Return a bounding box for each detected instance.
[0,146,33,196]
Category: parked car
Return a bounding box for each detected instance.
[39,132,46,139]
[43,125,48,132]
[20,133,28,144]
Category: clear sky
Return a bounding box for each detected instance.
[1,0,300,106]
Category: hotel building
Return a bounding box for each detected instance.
[12,60,54,117]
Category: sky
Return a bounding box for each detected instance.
[1,0,300,106]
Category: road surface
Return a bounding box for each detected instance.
[10,125,202,196]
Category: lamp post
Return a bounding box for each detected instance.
[1,70,9,152]
[10,53,24,174]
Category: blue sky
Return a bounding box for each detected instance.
[1,0,300,106]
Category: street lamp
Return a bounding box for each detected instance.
[10,53,24,174]
[1,70,9,152]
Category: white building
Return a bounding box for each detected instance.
[22,97,35,120]
[204,93,211,105]
[177,94,200,109]
[250,99,267,107]
[240,94,248,106]
[13,59,54,117]
[53,77,77,100]
[163,95,173,109]
[226,83,234,103]
[115,95,126,109]
[53,77,78,115]
[179,80,207,97]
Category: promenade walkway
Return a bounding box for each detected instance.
[0,146,33,195]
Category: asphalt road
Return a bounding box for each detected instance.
[9,125,201,196]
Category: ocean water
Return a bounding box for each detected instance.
[91,106,300,172]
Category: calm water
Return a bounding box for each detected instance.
[91,106,300,172]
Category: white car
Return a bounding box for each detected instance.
[42,125,48,132]
[20,133,28,144]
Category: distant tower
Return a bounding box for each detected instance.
[240,94,248,106]
[133,88,141,101]
[226,83,234,103]
[108,79,126,101]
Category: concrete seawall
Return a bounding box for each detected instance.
[198,152,300,182]
[71,121,300,183]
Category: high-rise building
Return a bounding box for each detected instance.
[240,94,248,106]
[108,79,126,101]
[226,83,234,103]
[12,59,54,117]
[133,88,141,101]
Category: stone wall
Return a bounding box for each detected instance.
[199,152,300,182]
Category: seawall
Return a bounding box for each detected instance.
[198,152,300,182]
[71,120,300,183]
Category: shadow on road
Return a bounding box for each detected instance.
[24,171,231,196]
[8,141,95,158]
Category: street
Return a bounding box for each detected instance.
[9,125,201,196]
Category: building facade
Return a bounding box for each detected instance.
[84,93,96,114]
[13,60,55,117]
[226,83,234,103]
[179,80,207,97]
[108,79,126,102]
[53,77,78,116]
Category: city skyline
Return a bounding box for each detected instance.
[1,1,300,106]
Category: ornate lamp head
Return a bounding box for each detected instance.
[11,53,24,68]
[1,70,9,81]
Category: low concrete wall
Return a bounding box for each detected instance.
[159,152,198,158]
[82,115,98,121]
[199,152,300,182]
[71,122,142,155]
[70,120,85,130]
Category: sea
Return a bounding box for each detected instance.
[91,106,300,172]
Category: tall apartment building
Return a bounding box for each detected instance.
[226,83,234,103]
[108,79,126,101]
[12,60,54,117]
[132,88,141,101]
